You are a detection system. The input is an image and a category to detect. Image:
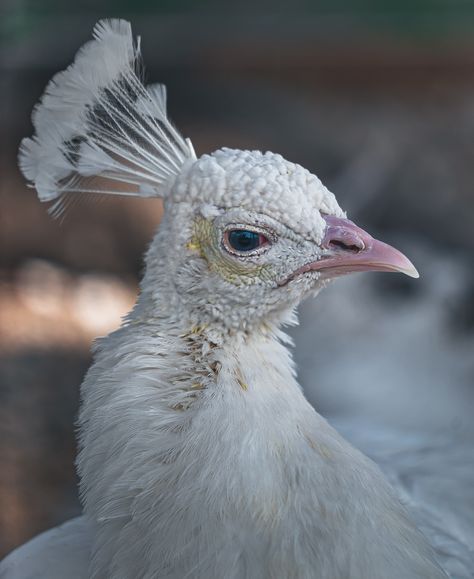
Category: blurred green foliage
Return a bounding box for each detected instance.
[3,0,474,47]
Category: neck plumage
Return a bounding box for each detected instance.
[77,297,446,579]
[77,302,319,576]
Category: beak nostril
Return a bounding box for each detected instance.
[328,239,364,253]
[321,217,367,253]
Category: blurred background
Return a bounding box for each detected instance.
[1,0,474,569]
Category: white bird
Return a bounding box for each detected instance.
[0,19,455,579]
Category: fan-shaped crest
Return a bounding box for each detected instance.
[19,19,196,217]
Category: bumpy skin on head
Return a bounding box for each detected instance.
[173,148,345,242]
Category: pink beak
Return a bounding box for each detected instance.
[285,215,419,283]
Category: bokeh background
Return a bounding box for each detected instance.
[1,0,474,568]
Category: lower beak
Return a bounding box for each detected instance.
[287,215,419,282]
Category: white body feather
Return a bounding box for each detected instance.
[72,292,448,578]
[0,518,90,579]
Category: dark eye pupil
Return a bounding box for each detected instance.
[228,230,262,252]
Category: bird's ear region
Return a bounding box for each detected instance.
[186,217,274,286]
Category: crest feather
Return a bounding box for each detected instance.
[18,19,196,216]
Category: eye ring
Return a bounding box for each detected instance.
[223,226,272,256]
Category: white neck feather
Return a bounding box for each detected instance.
[77,301,447,579]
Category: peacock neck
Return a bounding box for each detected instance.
[78,303,332,578]
[78,304,321,495]
[119,300,308,415]
[79,301,447,579]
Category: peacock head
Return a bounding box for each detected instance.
[143,147,418,331]
[19,19,418,333]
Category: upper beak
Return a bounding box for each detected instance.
[285,215,419,283]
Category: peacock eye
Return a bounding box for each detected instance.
[225,229,269,254]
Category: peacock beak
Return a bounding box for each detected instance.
[284,215,419,283]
